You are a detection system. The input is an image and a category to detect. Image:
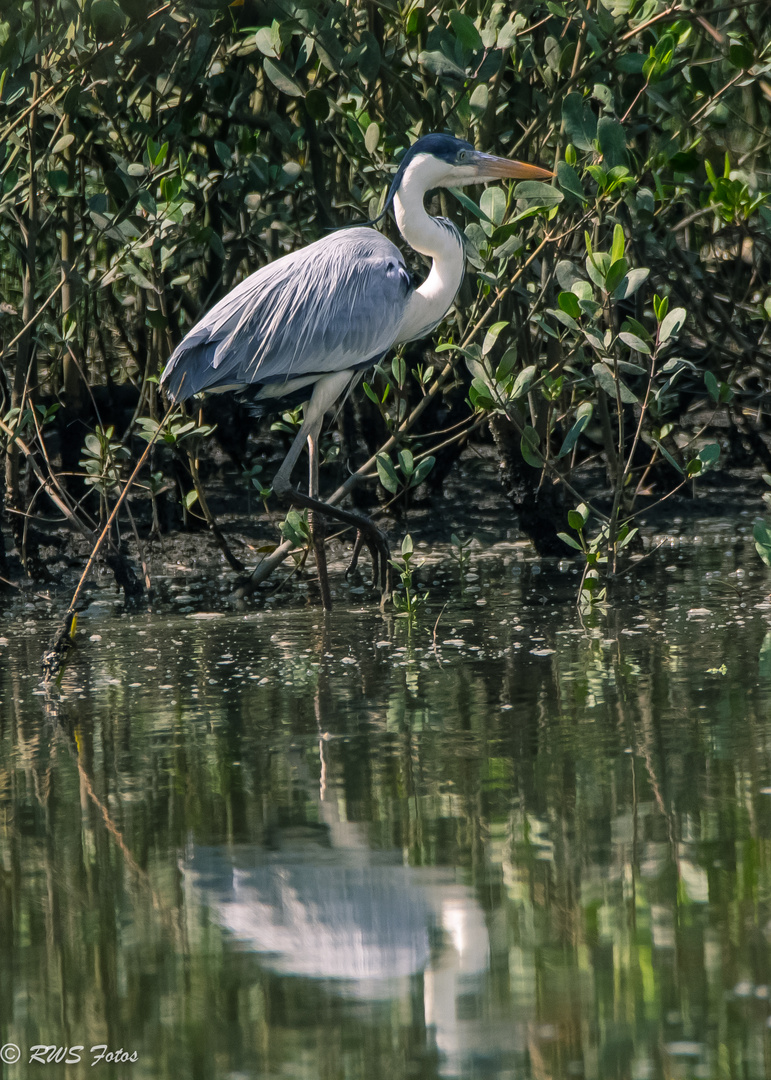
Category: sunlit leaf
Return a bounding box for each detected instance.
[263,57,303,97]
[659,307,686,342]
[520,426,541,468]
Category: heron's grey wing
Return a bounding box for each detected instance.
[161,228,412,401]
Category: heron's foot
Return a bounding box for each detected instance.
[281,485,390,600]
[345,530,366,578]
[345,524,391,597]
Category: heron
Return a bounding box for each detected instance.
[160,133,551,605]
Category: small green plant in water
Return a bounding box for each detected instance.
[449,533,475,575]
[280,508,311,549]
[375,447,435,496]
[391,534,428,620]
[243,462,272,513]
[559,503,638,609]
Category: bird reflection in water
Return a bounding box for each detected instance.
[182,732,507,1077]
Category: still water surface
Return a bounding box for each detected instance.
[3,522,771,1078]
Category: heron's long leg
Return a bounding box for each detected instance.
[269,371,391,599]
[307,431,332,610]
[272,370,353,497]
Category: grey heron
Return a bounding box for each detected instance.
[160,133,551,604]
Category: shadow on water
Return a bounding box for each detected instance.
[3,520,771,1077]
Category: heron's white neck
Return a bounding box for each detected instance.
[393,159,464,342]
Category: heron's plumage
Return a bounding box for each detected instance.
[157,132,552,601]
[162,227,412,402]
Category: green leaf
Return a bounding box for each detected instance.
[604,258,628,294]
[91,0,125,41]
[556,161,585,201]
[450,187,491,221]
[520,426,541,468]
[354,31,381,82]
[364,122,380,155]
[411,456,435,487]
[619,331,650,355]
[263,57,303,97]
[47,170,69,194]
[254,26,279,58]
[653,440,684,475]
[558,402,593,457]
[469,84,488,116]
[515,181,563,207]
[496,348,517,381]
[561,93,597,151]
[401,533,414,557]
[585,251,611,289]
[362,382,380,408]
[558,291,581,319]
[418,50,467,80]
[754,520,771,568]
[705,371,719,404]
[611,223,625,264]
[376,452,399,494]
[568,510,585,531]
[52,133,75,155]
[482,320,508,356]
[184,489,199,510]
[728,42,754,69]
[659,307,686,342]
[623,318,653,343]
[616,525,637,551]
[305,88,329,121]
[698,442,720,467]
[511,365,536,399]
[449,9,483,52]
[597,116,626,169]
[397,448,414,475]
[593,362,637,403]
[480,186,506,225]
[496,18,519,51]
[558,532,582,551]
[548,308,579,332]
[406,7,427,35]
[613,267,649,300]
[280,509,310,546]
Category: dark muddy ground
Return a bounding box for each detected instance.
[2,428,768,626]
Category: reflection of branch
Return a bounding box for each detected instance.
[45,712,182,940]
[75,755,181,938]
[633,695,680,870]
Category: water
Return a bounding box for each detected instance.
[3,522,771,1078]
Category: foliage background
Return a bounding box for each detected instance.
[2,0,771,584]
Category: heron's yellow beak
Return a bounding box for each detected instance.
[470,152,553,181]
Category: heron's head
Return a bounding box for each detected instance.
[384,133,552,207]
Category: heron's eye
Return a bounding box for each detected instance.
[458,150,467,161]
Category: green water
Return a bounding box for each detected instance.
[3,522,771,1078]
